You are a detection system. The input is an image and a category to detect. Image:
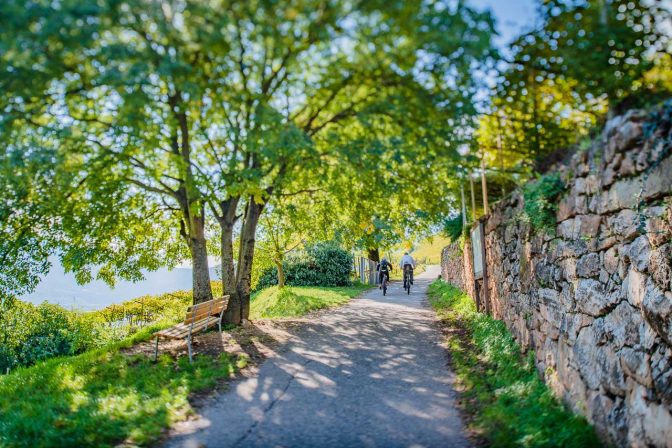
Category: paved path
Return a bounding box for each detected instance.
[165,265,470,448]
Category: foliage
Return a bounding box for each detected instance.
[256,243,353,290]
[427,281,600,447]
[443,214,465,242]
[0,343,244,447]
[476,0,669,195]
[0,282,225,372]
[0,302,98,372]
[522,173,567,233]
[0,0,497,315]
[250,284,369,320]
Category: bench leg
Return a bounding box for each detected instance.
[187,335,193,363]
[153,336,159,362]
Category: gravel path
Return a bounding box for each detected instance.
[165,265,470,448]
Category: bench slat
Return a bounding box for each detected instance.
[187,296,229,313]
[185,303,226,324]
[156,316,220,339]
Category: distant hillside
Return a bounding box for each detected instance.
[411,234,450,264]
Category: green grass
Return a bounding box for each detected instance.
[250,284,370,319]
[0,325,247,448]
[410,234,450,264]
[0,283,367,447]
[427,280,600,447]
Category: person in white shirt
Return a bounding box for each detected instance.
[400,252,416,287]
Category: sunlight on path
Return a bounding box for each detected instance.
[165,265,468,448]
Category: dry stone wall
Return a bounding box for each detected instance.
[442,105,672,447]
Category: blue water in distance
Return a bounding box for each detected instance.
[21,260,220,311]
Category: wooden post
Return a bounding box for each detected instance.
[480,221,490,315]
[469,174,476,221]
[460,183,467,226]
[481,150,489,215]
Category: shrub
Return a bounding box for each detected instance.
[256,243,353,290]
[523,173,566,233]
[443,213,464,241]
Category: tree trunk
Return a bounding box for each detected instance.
[367,247,380,262]
[218,197,239,296]
[234,198,265,322]
[275,258,286,289]
[190,214,213,304]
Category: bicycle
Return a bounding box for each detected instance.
[380,272,389,296]
[403,265,413,295]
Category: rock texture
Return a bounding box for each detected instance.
[441,105,672,448]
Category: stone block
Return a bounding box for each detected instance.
[560,312,592,344]
[626,383,672,448]
[643,155,672,201]
[619,347,652,387]
[635,149,650,172]
[646,210,672,247]
[650,344,672,403]
[641,279,672,346]
[588,392,629,444]
[619,151,637,177]
[559,257,578,282]
[597,179,642,214]
[605,112,644,160]
[602,166,616,187]
[649,244,672,292]
[625,268,647,308]
[575,278,619,316]
[629,235,651,272]
[577,214,602,238]
[557,218,578,240]
[585,174,600,195]
[575,327,626,395]
[603,301,642,348]
[606,208,641,242]
[604,247,619,274]
[577,253,601,278]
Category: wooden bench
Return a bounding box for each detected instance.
[153,296,229,363]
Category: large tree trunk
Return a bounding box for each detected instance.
[235,198,265,322]
[367,247,380,262]
[218,197,239,295]
[190,214,213,304]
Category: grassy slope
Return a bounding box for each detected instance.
[427,280,600,447]
[411,234,450,264]
[0,283,369,447]
[0,323,247,448]
[250,284,370,319]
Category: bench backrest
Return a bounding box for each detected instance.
[184,296,229,325]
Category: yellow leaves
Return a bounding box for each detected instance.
[285,8,298,20]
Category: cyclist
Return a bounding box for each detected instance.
[377,257,393,289]
[400,252,416,288]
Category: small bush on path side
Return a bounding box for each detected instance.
[427,280,600,447]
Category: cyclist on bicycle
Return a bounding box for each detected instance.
[400,252,416,287]
[377,258,392,289]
